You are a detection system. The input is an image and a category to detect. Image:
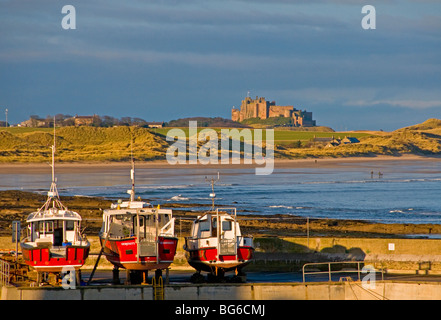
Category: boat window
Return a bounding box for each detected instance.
[200,220,210,232]
[211,217,217,237]
[114,214,132,222]
[39,221,53,233]
[132,215,147,238]
[222,220,232,232]
[66,220,75,231]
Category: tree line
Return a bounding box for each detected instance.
[27,114,154,127]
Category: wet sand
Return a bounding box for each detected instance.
[0,154,438,174]
[1,189,441,239]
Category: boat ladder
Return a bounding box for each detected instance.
[152,275,164,300]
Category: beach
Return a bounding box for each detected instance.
[0,154,438,173]
[1,154,441,239]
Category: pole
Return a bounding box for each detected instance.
[155,207,159,263]
[216,209,220,259]
[12,221,20,262]
[15,225,18,261]
[136,209,140,263]
[307,217,309,249]
[328,263,332,282]
[87,248,103,284]
[52,118,55,184]
[130,139,135,202]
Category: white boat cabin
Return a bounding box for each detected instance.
[187,208,252,253]
[101,201,175,239]
[25,208,85,247]
[191,212,239,240]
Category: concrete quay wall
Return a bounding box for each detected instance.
[252,237,441,273]
[3,281,441,300]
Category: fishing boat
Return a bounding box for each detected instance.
[183,174,254,282]
[20,123,90,284]
[98,158,178,283]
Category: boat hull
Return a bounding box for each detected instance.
[20,244,90,273]
[186,246,254,273]
[100,236,178,271]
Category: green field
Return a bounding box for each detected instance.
[153,127,370,141]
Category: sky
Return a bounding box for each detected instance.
[0,0,440,131]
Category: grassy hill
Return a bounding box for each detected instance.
[1,118,441,162]
[398,118,441,132]
[280,118,441,159]
[0,126,169,162]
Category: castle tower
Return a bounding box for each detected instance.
[231,96,316,127]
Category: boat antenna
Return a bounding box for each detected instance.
[51,116,55,184]
[39,117,67,212]
[130,136,135,202]
[205,172,220,211]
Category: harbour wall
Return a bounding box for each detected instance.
[249,237,441,273]
[3,281,441,300]
[4,236,440,273]
[3,236,441,300]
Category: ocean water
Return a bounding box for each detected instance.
[1,159,441,224]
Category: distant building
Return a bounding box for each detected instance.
[74,115,97,126]
[341,136,360,144]
[146,121,164,128]
[20,117,47,127]
[325,136,360,148]
[231,96,316,127]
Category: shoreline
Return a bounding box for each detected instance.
[1,190,441,240]
[0,154,438,173]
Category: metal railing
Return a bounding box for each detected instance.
[302,261,383,283]
[0,259,10,287]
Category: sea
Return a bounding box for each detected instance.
[1,159,441,225]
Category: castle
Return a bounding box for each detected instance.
[231,96,316,127]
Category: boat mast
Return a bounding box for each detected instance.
[205,172,219,211]
[51,117,56,187]
[130,137,135,202]
[39,117,67,212]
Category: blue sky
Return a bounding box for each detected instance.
[0,0,440,131]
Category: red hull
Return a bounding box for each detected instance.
[21,246,90,272]
[186,246,254,272]
[101,236,178,271]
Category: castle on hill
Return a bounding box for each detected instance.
[231,96,316,127]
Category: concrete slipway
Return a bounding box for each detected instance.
[3,280,441,300]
